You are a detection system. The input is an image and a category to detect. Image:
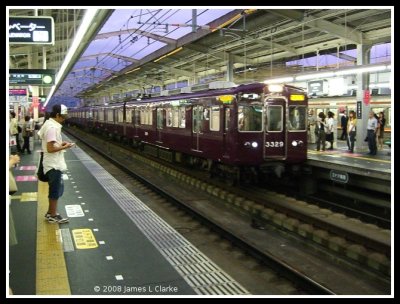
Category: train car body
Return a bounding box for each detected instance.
[68,82,308,178]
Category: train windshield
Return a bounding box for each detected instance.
[238,105,263,132]
[266,106,283,132]
[288,106,307,131]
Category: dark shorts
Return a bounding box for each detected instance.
[47,169,64,200]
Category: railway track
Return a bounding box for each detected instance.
[64,126,391,295]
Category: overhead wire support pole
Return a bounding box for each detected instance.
[192,9,197,33]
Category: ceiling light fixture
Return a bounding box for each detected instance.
[153,47,183,63]
[44,9,99,107]
[263,63,390,84]
[125,67,141,74]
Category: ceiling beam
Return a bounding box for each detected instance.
[363,28,391,45]
[72,66,116,74]
[144,62,194,77]
[330,52,356,62]
[95,28,176,45]
[185,43,256,65]
[268,9,363,45]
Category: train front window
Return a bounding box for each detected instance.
[288,106,306,131]
[267,106,283,132]
[238,105,262,132]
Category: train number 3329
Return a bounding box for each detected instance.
[265,141,284,147]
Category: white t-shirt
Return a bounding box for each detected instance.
[40,118,67,174]
[325,117,334,134]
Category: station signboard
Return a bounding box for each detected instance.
[9,88,28,96]
[9,69,55,86]
[363,89,371,105]
[329,170,349,184]
[356,101,362,119]
[9,16,54,45]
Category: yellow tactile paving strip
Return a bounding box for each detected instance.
[36,181,71,295]
[20,192,38,202]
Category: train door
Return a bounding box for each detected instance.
[264,98,286,160]
[222,105,233,157]
[156,108,164,143]
[191,105,203,152]
[133,107,140,139]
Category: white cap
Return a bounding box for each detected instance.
[60,104,68,115]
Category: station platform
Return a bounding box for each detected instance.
[8,136,249,296]
[306,139,391,180]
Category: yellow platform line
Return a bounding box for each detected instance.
[308,150,391,163]
[36,181,71,295]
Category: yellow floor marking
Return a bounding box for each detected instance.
[20,192,38,202]
[10,195,21,200]
[36,181,71,295]
[351,156,391,163]
[308,150,391,163]
[72,229,98,249]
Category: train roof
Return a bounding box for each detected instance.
[70,82,306,110]
[124,82,266,106]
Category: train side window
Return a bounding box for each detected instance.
[99,109,104,122]
[106,109,114,122]
[179,107,186,128]
[117,108,124,123]
[209,106,220,131]
[157,108,164,129]
[143,107,153,125]
[288,106,306,131]
[133,109,139,125]
[192,106,203,133]
[166,108,173,127]
[172,108,179,128]
[267,106,283,132]
[140,108,145,125]
[148,108,153,125]
[126,108,132,123]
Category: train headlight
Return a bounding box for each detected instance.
[244,141,259,148]
[292,140,304,147]
[268,84,283,92]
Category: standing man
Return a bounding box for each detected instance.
[366,111,379,155]
[340,111,348,140]
[39,104,75,223]
[308,109,316,144]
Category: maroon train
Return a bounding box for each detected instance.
[68,82,308,180]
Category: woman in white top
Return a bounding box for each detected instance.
[347,110,357,153]
[325,111,335,150]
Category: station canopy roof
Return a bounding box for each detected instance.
[8,8,391,108]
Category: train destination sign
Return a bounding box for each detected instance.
[9,16,54,45]
[329,170,349,184]
[9,69,55,86]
